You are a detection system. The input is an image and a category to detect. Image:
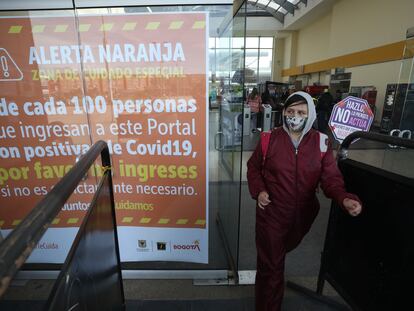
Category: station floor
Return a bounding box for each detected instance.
[0,190,349,310]
[1,110,413,310]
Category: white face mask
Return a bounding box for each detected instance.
[285,115,307,132]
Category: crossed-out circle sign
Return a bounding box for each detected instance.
[328,96,374,142]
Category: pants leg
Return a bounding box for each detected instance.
[255,221,287,311]
[251,113,257,131]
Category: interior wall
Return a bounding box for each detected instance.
[279,0,414,121]
[281,32,300,70]
[329,0,414,57]
[290,0,414,66]
[296,10,332,65]
[273,38,284,82]
[283,34,293,69]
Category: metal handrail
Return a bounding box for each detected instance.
[338,131,414,160]
[0,140,111,297]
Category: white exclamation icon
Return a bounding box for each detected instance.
[0,48,23,81]
[1,55,9,78]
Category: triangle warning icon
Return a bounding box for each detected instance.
[0,48,23,81]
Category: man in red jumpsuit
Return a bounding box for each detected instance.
[247,91,362,311]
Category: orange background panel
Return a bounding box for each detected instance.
[0,13,207,229]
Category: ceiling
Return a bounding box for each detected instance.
[246,0,307,23]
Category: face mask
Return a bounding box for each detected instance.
[284,115,307,132]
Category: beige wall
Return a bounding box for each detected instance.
[273,38,285,82]
[329,0,414,57]
[281,0,414,121]
[283,34,292,69]
[282,32,298,69]
[291,0,414,66]
[296,11,332,65]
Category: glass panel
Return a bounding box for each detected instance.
[209,37,216,49]
[258,49,273,83]
[268,2,280,11]
[74,3,242,271]
[260,36,273,49]
[0,9,97,261]
[216,49,232,78]
[345,142,414,179]
[209,49,216,78]
[246,36,259,48]
[279,7,288,14]
[76,6,195,267]
[371,35,414,179]
[0,1,247,276]
[217,36,230,49]
[257,0,270,6]
[338,32,413,179]
[398,37,414,131]
[232,37,244,49]
[245,49,259,85]
[215,2,246,272]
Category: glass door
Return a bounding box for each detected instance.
[381,30,414,177]
[0,1,248,280]
[214,2,247,279]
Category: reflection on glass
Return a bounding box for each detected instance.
[232,37,244,49]
[260,37,273,49]
[210,36,274,88]
[217,36,230,49]
[279,7,288,14]
[209,37,216,49]
[0,10,96,255]
[268,2,281,11]
[259,49,273,83]
[73,10,210,264]
[246,37,259,48]
[0,3,246,272]
[245,49,259,84]
[257,0,270,6]
[214,2,246,274]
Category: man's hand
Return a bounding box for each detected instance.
[258,191,271,210]
[343,198,362,216]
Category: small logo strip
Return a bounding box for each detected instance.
[157,242,166,251]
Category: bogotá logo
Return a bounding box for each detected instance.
[173,240,200,251]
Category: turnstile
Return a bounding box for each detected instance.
[243,105,251,136]
[262,104,272,132]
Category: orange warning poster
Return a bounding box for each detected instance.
[0,13,208,263]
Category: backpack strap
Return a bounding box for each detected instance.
[319,132,328,158]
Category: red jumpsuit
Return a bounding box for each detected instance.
[247,127,359,311]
